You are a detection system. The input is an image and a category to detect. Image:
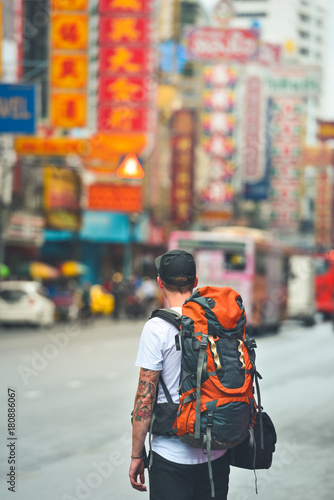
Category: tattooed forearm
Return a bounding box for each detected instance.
[133,368,160,422]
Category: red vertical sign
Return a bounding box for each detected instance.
[170,110,196,225]
[270,98,303,231]
[98,0,156,134]
[15,0,24,80]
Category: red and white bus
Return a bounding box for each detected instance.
[314,251,334,319]
[169,227,289,333]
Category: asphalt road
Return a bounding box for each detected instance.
[0,317,333,500]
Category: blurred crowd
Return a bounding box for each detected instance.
[42,273,164,323]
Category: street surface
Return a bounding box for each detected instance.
[0,317,333,500]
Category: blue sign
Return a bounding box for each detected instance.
[159,41,188,74]
[244,98,271,200]
[0,84,37,134]
[80,211,148,243]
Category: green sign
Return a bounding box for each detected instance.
[267,74,320,97]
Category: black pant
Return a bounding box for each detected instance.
[149,451,230,500]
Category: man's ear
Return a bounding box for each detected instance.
[157,276,164,289]
[194,276,198,287]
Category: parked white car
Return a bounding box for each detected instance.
[0,281,55,327]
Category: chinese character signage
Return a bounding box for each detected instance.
[50,4,89,128]
[170,110,196,224]
[98,106,153,132]
[51,54,88,88]
[99,17,154,45]
[99,47,154,75]
[99,76,153,103]
[51,14,88,50]
[199,64,237,218]
[99,0,154,14]
[98,0,156,136]
[269,97,304,231]
[243,67,271,200]
[51,93,87,128]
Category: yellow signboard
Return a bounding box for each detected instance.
[15,134,147,158]
[51,14,88,50]
[51,0,88,10]
[44,165,81,231]
[51,54,88,89]
[51,93,87,128]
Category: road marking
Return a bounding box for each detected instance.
[23,390,43,399]
[66,380,83,389]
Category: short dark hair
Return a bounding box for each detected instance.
[161,277,195,294]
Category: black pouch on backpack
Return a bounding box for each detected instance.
[229,411,277,470]
[151,402,179,436]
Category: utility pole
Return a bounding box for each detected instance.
[0,136,15,270]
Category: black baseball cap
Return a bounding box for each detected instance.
[155,249,196,286]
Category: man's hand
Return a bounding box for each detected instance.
[129,458,147,492]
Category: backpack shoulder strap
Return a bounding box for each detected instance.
[150,309,182,350]
[150,308,182,330]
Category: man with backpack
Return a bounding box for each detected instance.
[129,249,230,500]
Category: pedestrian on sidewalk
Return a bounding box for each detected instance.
[129,250,230,500]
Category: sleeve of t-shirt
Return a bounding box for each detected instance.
[135,318,165,371]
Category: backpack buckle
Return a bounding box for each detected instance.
[207,413,214,428]
[200,334,208,349]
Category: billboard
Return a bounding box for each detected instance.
[186,28,259,62]
[266,66,320,98]
[87,184,143,212]
[0,84,37,134]
[44,166,81,231]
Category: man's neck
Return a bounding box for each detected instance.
[166,292,191,308]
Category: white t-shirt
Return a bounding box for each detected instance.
[135,306,225,464]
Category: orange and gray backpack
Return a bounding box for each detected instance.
[149,286,262,497]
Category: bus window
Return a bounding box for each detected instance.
[225,252,246,271]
